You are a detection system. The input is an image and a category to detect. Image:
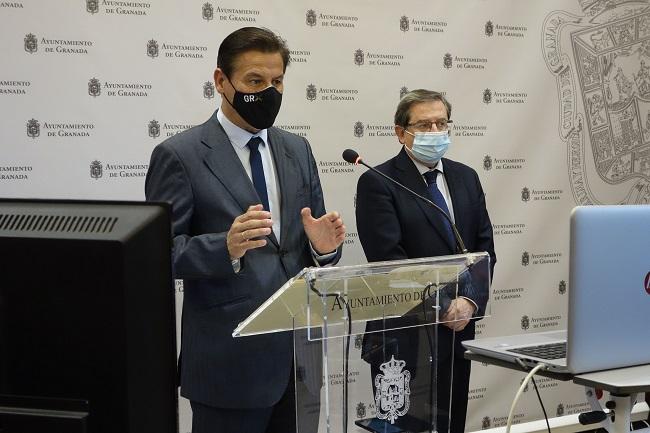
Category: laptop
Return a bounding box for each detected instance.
[463,205,650,374]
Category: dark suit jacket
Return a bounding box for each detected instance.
[145,110,340,409]
[356,148,496,359]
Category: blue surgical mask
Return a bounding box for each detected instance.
[405,130,450,165]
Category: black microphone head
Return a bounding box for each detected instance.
[342,149,360,164]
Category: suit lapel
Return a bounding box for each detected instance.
[441,159,466,238]
[393,149,456,252]
[200,112,279,248]
[267,128,300,249]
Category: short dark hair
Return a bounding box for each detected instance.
[217,27,290,78]
[394,89,452,127]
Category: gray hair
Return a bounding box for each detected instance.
[394,89,452,127]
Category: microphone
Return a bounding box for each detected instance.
[343,148,468,254]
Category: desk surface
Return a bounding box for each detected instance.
[465,351,650,395]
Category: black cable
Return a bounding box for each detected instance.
[531,376,551,433]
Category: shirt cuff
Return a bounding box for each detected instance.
[459,296,478,316]
[310,242,337,267]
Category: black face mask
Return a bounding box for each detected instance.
[223,77,283,130]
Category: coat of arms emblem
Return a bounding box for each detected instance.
[306,9,317,27]
[482,416,491,430]
[483,88,492,104]
[88,78,101,97]
[86,0,99,14]
[558,280,567,294]
[203,81,214,99]
[90,160,103,179]
[543,1,650,205]
[374,356,411,424]
[147,39,159,58]
[148,120,160,138]
[400,86,409,100]
[557,403,565,417]
[400,16,409,32]
[521,187,530,202]
[521,315,530,330]
[306,84,317,101]
[521,251,530,266]
[26,118,40,138]
[356,402,366,419]
[354,121,364,138]
[24,33,37,54]
[202,3,213,21]
[354,334,363,350]
[354,49,364,66]
[485,20,494,37]
[443,53,453,69]
[483,155,493,171]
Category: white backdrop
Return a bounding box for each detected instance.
[2,1,650,432]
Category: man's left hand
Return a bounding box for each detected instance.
[441,298,475,332]
[301,208,345,254]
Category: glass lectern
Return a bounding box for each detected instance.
[233,252,491,433]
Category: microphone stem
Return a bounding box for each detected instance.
[358,160,468,254]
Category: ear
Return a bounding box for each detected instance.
[214,68,227,94]
[394,125,406,144]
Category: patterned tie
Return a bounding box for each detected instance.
[247,136,270,211]
[423,170,455,247]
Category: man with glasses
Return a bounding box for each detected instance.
[355,89,496,433]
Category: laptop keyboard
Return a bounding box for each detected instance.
[507,342,567,360]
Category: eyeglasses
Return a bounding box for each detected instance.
[406,119,453,132]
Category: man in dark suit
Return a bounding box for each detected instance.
[145,27,345,433]
[356,89,496,433]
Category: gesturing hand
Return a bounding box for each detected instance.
[226,204,273,260]
[301,208,345,255]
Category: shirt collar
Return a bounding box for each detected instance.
[216,109,268,149]
[404,146,445,176]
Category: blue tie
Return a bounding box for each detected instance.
[247,136,270,211]
[423,170,455,247]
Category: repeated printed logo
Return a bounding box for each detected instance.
[306,9,316,26]
[400,86,409,100]
[202,3,213,21]
[356,402,367,419]
[443,53,453,69]
[521,251,530,266]
[88,78,101,97]
[147,39,159,58]
[557,403,565,417]
[354,49,364,66]
[26,118,39,138]
[354,334,363,350]
[24,33,37,53]
[483,89,492,104]
[482,416,491,430]
[90,160,103,179]
[86,0,99,14]
[485,20,494,37]
[521,187,530,202]
[400,16,409,32]
[203,81,215,99]
[559,280,567,295]
[354,121,364,138]
[521,315,530,330]
[483,155,492,170]
[201,3,258,23]
[148,120,160,138]
[303,9,358,28]
[306,84,317,101]
[305,84,357,102]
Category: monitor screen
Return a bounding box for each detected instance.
[0,199,178,433]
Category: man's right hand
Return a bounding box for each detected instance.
[226,204,273,259]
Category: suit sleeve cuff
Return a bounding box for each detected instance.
[310,242,337,267]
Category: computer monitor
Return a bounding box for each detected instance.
[0,199,178,433]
